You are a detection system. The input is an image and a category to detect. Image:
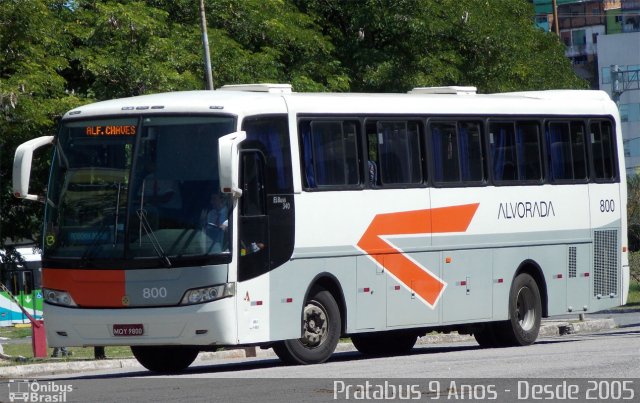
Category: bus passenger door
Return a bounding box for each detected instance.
[237,151,270,282]
[236,151,271,342]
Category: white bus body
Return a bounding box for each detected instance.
[13,85,628,371]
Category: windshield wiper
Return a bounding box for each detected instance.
[136,181,172,267]
[79,183,125,263]
[136,208,172,268]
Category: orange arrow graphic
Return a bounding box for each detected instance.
[357,203,479,307]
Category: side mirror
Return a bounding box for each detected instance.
[13,136,54,201]
[218,131,246,198]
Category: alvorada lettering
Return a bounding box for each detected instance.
[498,201,555,219]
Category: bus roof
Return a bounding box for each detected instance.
[62,86,618,120]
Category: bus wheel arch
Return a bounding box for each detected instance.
[302,273,347,335]
[272,273,344,365]
[514,259,548,318]
[498,261,545,346]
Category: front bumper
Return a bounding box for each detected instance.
[44,297,237,347]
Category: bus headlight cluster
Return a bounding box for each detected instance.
[180,282,235,305]
[43,288,78,307]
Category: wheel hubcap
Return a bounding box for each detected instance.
[516,286,535,331]
[301,301,328,348]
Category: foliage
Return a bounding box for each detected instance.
[0,1,83,249]
[295,0,586,92]
[0,0,586,256]
[627,175,640,251]
[630,252,640,284]
[627,279,640,306]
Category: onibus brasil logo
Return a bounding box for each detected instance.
[8,380,73,402]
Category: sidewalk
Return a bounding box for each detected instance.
[0,318,615,378]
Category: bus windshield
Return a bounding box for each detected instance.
[44,115,236,266]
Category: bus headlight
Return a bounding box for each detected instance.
[43,288,78,307]
[180,282,235,305]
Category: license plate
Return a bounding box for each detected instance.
[112,324,144,336]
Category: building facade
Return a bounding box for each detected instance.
[533,0,640,174]
[597,32,640,174]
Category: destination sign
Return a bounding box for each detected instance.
[85,125,137,136]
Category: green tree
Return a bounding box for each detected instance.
[147,0,350,91]
[63,0,348,97]
[0,1,84,251]
[296,0,586,92]
[1,0,350,254]
[1,0,590,254]
[62,1,202,99]
[626,175,640,283]
[627,175,640,252]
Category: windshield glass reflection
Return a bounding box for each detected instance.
[44,116,235,266]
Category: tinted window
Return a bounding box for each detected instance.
[300,120,360,188]
[590,120,617,180]
[490,121,543,183]
[242,116,293,194]
[431,121,484,184]
[516,122,543,181]
[367,120,422,186]
[547,121,588,181]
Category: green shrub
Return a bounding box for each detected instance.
[630,251,640,283]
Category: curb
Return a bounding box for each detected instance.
[0,318,616,378]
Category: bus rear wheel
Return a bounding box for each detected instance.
[497,273,542,346]
[272,288,341,365]
[131,345,199,373]
[351,331,418,356]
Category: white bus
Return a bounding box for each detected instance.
[13,84,628,372]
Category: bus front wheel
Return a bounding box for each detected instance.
[498,273,542,346]
[131,345,199,373]
[272,288,341,365]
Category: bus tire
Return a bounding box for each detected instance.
[131,345,199,373]
[272,288,341,365]
[498,273,542,346]
[351,331,418,356]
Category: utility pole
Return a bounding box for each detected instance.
[611,64,622,104]
[552,0,560,36]
[199,0,214,90]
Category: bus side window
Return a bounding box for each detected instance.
[590,120,617,180]
[432,120,484,185]
[431,122,460,182]
[376,121,422,185]
[570,121,588,180]
[366,122,380,187]
[300,120,361,189]
[547,121,588,182]
[515,122,543,182]
[490,122,517,182]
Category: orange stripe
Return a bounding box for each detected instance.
[43,268,126,308]
[357,203,479,306]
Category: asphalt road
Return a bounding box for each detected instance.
[1,316,633,402]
